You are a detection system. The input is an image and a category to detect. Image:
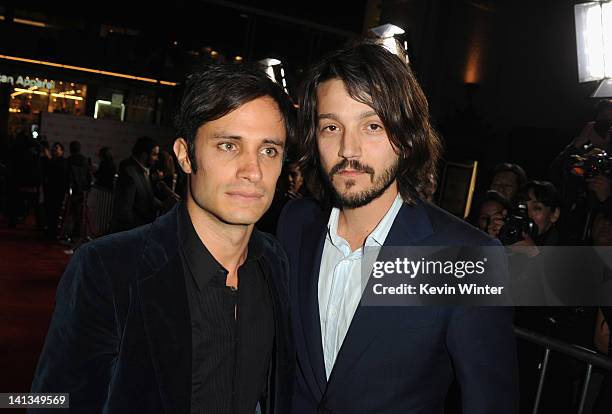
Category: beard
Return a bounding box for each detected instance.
[323,158,398,209]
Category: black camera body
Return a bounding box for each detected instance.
[569,149,612,179]
[498,202,539,245]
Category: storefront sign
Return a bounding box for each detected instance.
[0,74,55,89]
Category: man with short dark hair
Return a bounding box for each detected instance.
[278,42,518,413]
[31,63,296,414]
[110,136,161,232]
[490,162,528,202]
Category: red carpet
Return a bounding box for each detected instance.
[0,216,70,401]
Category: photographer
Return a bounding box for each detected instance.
[488,181,598,412]
[486,180,561,254]
[488,162,528,203]
[487,181,564,411]
[551,99,612,242]
[471,189,512,232]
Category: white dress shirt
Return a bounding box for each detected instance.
[318,194,404,379]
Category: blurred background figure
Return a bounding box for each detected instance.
[6,126,44,228]
[151,149,181,210]
[489,162,528,203]
[590,212,612,414]
[471,189,512,232]
[286,160,305,198]
[257,157,309,234]
[43,142,68,239]
[552,100,612,243]
[111,136,160,232]
[66,140,91,243]
[94,147,117,191]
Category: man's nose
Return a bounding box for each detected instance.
[338,131,361,159]
[237,152,263,182]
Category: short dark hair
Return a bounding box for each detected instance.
[491,163,528,187]
[98,146,112,160]
[52,142,64,151]
[517,180,561,211]
[478,190,512,211]
[468,189,511,227]
[69,140,81,154]
[131,136,158,157]
[297,41,442,206]
[174,63,296,172]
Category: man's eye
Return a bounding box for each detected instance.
[367,123,383,131]
[261,147,278,157]
[218,143,236,151]
[321,125,339,132]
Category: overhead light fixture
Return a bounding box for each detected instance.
[575,2,612,82]
[11,87,48,98]
[259,58,288,93]
[592,77,612,97]
[369,23,408,61]
[574,2,612,96]
[94,100,125,121]
[51,93,84,101]
[14,18,47,28]
[0,54,177,86]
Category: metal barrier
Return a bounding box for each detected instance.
[514,326,612,414]
[86,185,114,238]
[57,180,116,242]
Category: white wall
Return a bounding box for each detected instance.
[40,112,175,166]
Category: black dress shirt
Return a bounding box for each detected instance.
[178,203,274,414]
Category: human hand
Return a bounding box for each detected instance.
[487,210,507,238]
[508,232,540,257]
[586,175,612,202]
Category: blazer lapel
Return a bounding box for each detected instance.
[137,208,192,413]
[326,200,434,393]
[298,214,329,398]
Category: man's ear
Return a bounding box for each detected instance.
[173,138,192,174]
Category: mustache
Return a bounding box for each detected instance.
[329,159,375,177]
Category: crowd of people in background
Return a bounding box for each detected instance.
[468,99,612,413]
[3,99,612,412]
[0,129,312,245]
[0,133,184,246]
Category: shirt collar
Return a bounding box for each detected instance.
[326,194,404,249]
[131,155,150,176]
[177,202,263,291]
[178,201,224,291]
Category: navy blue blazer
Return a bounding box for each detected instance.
[30,204,294,414]
[277,197,518,414]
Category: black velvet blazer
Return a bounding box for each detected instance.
[30,204,294,414]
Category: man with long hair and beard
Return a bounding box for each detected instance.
[277,41,518,413]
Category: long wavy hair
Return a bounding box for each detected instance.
[298,41,442,207]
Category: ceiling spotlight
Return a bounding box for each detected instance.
[369,23,408,61]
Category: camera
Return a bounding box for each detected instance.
[498,202,539,245]
[569,148,612,178]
